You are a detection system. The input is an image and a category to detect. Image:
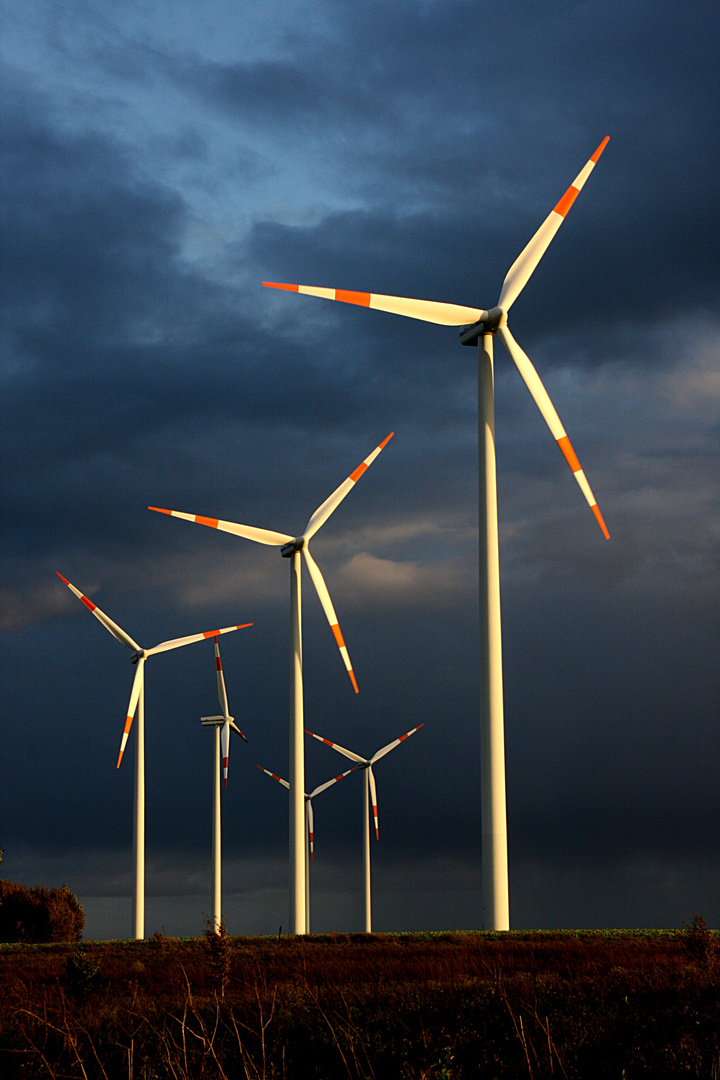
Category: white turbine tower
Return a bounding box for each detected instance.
[257,764,356,933]
[263,138,611,930]
[306,724,424,933]
[149,432,393,934]
[57,572,252,939]
[201,636,248,931]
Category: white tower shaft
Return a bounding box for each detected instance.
[478,332,510,930]
[289,551,307,934]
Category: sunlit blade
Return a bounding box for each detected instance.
[303,548,358,693]
[257,765,290,790]
[117,658,145,769]
[307,798,314,860]
[57,573,141,652]
[264,282,488,327]
[149,507,293,546]
[368,766,379,839]
[304,433,394,542]
[214,640,230,717]
[309,766,358,799]
[230,720,248,743]
[497,324,610,539]
[305,729,366,765]
[221,719,230,788]
[498,137,609,312]
[371,723,424,764]
[147,622,253,656]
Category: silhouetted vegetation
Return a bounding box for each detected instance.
[0,879,84,944]
[0,928,718,1077]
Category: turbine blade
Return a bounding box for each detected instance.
[230,719,249,743]
[302,548,358,692]
[221,719,230,788]
[214,639,230,717]
[264,283,488,327]
[371,723,424,763]
[57,573,141,652]
[147,622,252,657]
[498,137,609,312]
[117,658,145,768]
[149,507,293,546]
[498,324,609,539]
[304,433,394,541]
[307,798,314,860]
[304,729,367,765]
[308,766,358,799]
[368,766,379,839]
[257,765,290,790]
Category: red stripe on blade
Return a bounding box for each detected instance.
[195,515,219,528]
[263,282,299,291]
[557,435,581,474]
[350,461,368,482]
[336,289,371,307]
[553,185,580,218]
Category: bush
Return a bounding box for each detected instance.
[0,879,84,943]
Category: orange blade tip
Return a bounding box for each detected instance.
[56,572,69,584]
[380,432,394,448]
[263,281,299,292]
[349,671,359,694]
[591,136,610,163]
[148,506,171,514]
[592,503,610,540]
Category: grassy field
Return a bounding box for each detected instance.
[1,926,718,1078]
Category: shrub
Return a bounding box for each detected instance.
[0,879,84,943]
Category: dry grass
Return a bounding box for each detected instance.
[0,929,718,1078]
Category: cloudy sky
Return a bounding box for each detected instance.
[1,0,718,939]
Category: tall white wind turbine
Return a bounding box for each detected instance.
[149,432,393,934]
[257,764,356,933]
[57,572,252,939]
[201,636,248,931]
[263,138,611,930]
[306,724,423,933]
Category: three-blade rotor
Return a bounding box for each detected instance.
[150,432,394,693]
[202,637,248,788]
[257,764,357,858]
[263,138,610,538]
[305,724,424,838]
[58,572,252,767]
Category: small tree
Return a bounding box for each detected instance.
[0,880,84,943]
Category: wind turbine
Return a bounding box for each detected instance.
[306,724,423,933]
[149,432,393,934]
[257,764,356,933]
[56,572,252,939]
[263,137,611,930]
[200,636,248,931]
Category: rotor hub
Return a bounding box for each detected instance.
[281,537,306,558]
[460,306,506,346]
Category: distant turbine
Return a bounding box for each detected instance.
[306,724,424,933]
[201,637,248,931]
[57,572,252,939]
[258,764,356,933]
[264,138,611,929]
[149,432,393,934]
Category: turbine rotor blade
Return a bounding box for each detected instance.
[149,507,293,547]
[304,729,367,765]
[307,798,314,860]
[368,766,379,839]
[302,548,358,693]
[498,137,609,312]
[230,720,248,743]
[57,573,141,652]
[257,765,290,790]
[308,766,357,799]
[221,719,230,788]
[304,433,394,542]
[497,324,609,539]
[214,639,230,717]
[146,622,252,657]
[117,657,145,769]
[371,723,424,764]
[263,283,488,327]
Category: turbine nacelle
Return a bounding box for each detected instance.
[460,307,506,346]
[280,537,307,558]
